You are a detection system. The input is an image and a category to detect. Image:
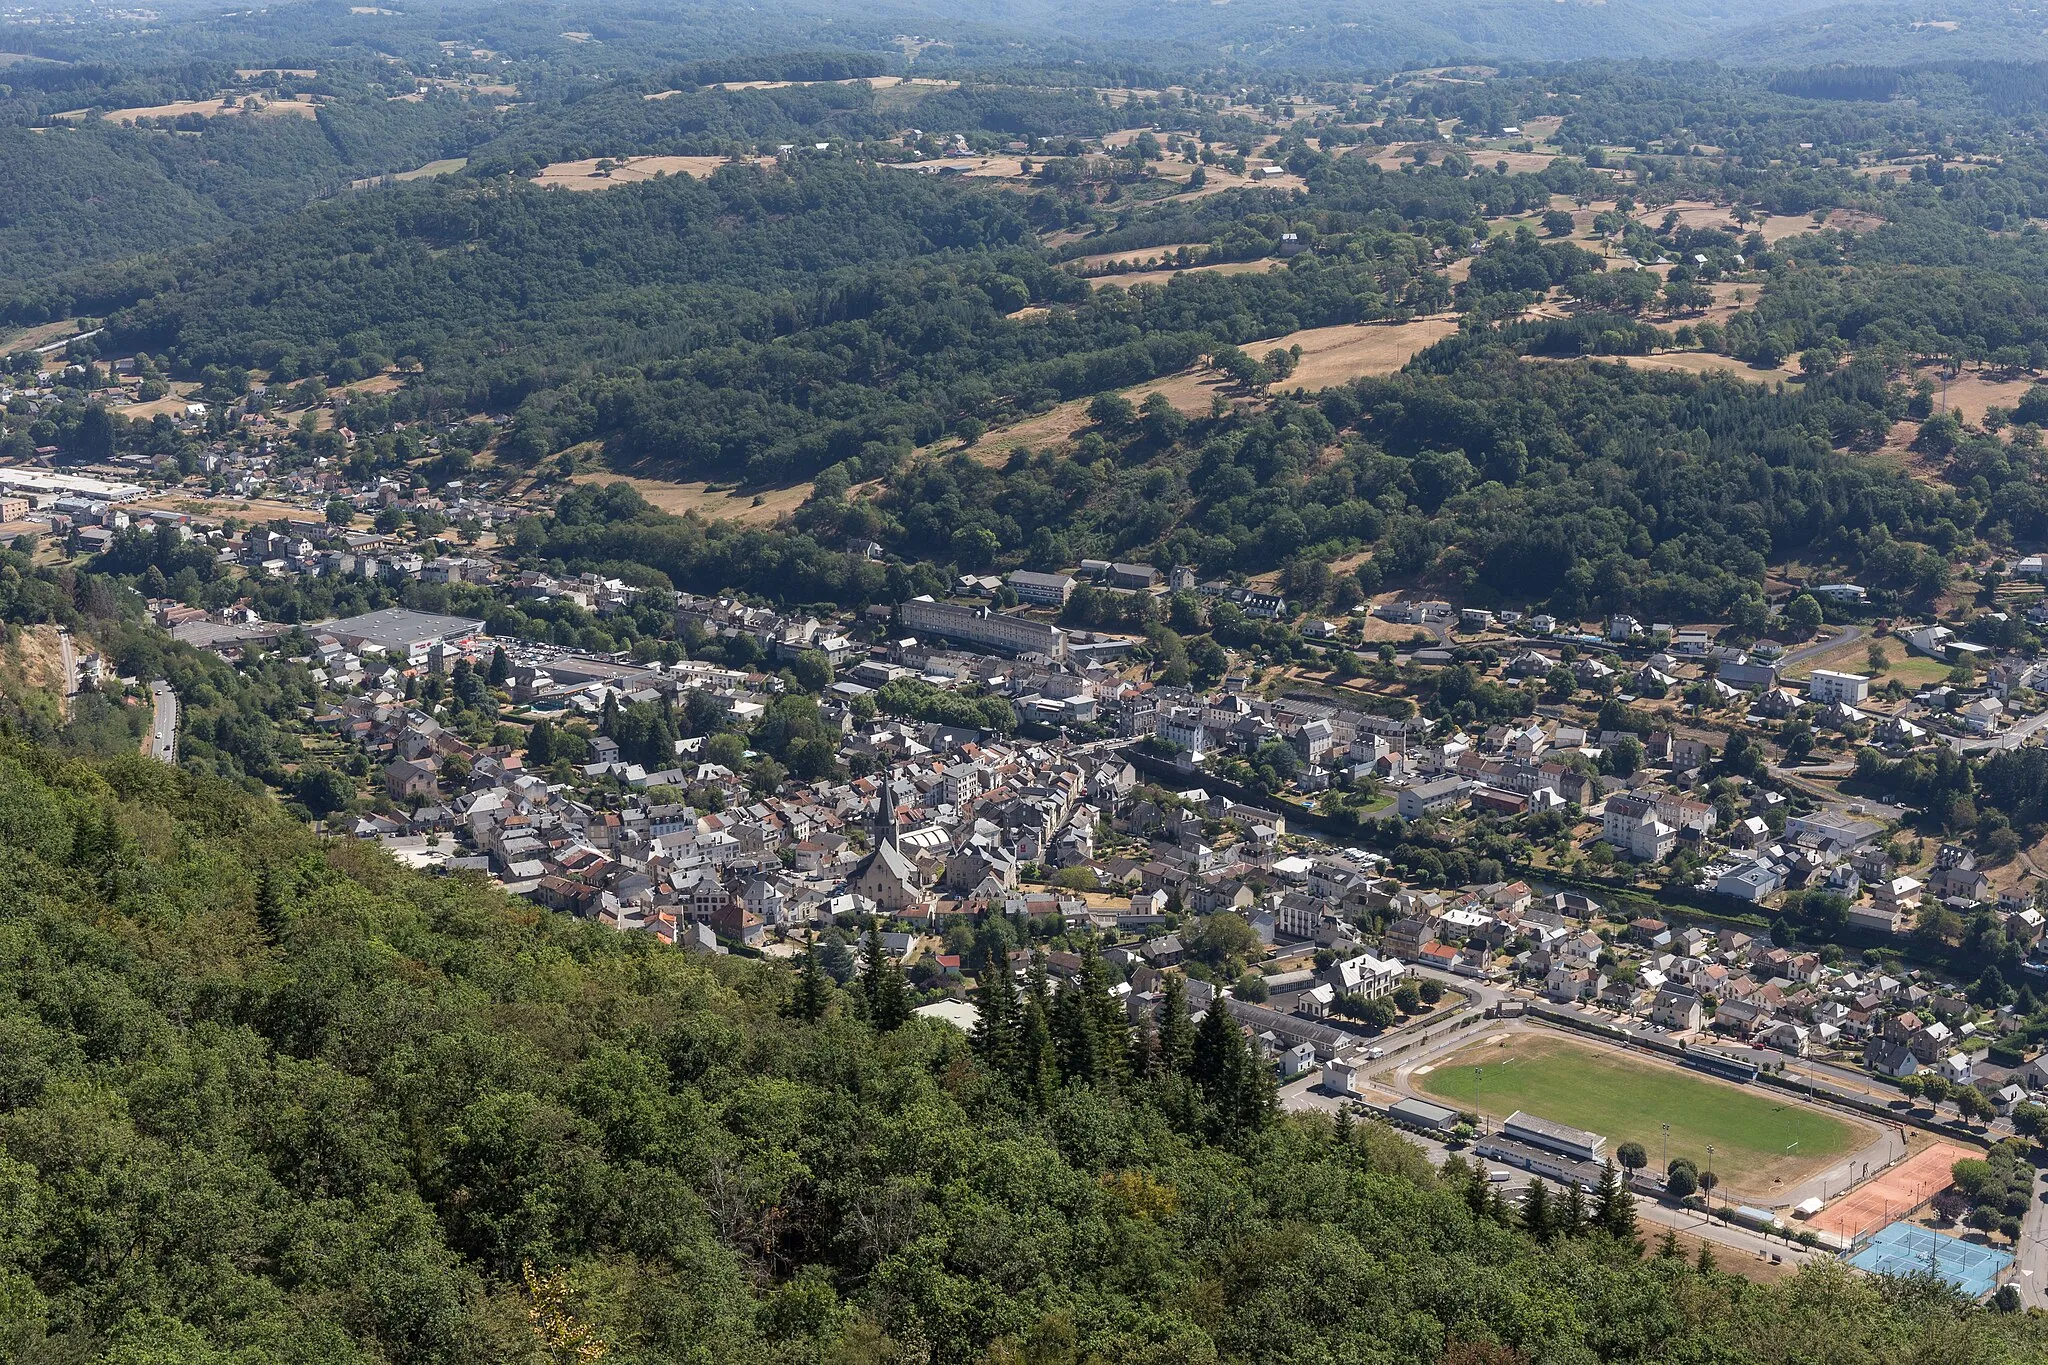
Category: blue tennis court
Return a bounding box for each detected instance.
[1845,1221,2012,1299]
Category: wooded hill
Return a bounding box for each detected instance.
[0,734,2042,1361]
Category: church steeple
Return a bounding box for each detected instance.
[876,770,898,851]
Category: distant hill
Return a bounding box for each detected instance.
[1716,0,2048,68]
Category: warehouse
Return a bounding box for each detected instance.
[312,607,487,663]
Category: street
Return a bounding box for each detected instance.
[145,680,177,763]
[57,629,77,720]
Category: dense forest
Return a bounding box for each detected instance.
[0,736,2039,1361]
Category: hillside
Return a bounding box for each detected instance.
[1719,0,2048,68]
[0,735,2041,1361]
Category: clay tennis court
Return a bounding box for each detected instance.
[1809,1140,1973,1242]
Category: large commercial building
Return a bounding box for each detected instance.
[312,607,487,663]
[0,465,146,503]
[902,597,1064,657]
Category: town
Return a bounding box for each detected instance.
[4,376,2048,1298]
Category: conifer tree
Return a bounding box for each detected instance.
[860,920,911,1031]
[971,958,1017,1072]
[1079,949,1130,1087]
[1018,994,1058,1110]
[1560,1180,1589,1238]
[255,864,290,941]
[1656,1229,1681,1260]
[1521,1177,1553,1243]
[1333,1104,1354,1149]
[1595,1160,1639,1245]
[1695,1241,1716,1274]
[786,944,830,1022]
[1157,972,1195,1074]
[1052,982,1098,1083]
[1127,1005,1159,1080]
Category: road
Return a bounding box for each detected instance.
[1961,704,2048,754]
[144,680,177,763]
[1779,624,1865,672]
[57,629,78,720]
[2018,1163,2048,1308]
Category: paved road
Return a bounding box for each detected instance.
[144,680,177,763]
[1961,704,2048,754]
[57,629,77,720]
[2018,1164,2048,1308]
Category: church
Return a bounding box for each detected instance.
[848,771,926,911]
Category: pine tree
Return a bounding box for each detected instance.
[860,921,911,1031]
[785,945,830,1022]
[1333,1104,1355,1150]
[1522,1177,1553,1243]
[1695,1241,1716,1274]
[1052,982,1098,1083]
[1018,995,1058,1110]
[1595,1160,1639,1245]
[255,864,290,941]
[1656,1229,1681,1260]
[1561,1180,1589,1238]
[1157,972,1194,1074]
[1190,999,1239,1096]
[1078,949,1129,1087]
[486,645,510,686]
[1127,1006,1159,1080]
[970,960,1017,1073]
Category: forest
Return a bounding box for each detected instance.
[0,735,2040,1362]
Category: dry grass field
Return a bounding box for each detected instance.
[1584,351,1805,384]
[1089,259,1279,290]
[1917,369,2036,425]
[82,94,320,124]
[532,154,772,189]
[1631,200,1884,244]
[352,157,468,190]
[888,157,1030,179]
[0,319,92,355]
[568,472,813,525]
[1267,316,1462,388]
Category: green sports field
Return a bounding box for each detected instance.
[1415,1031,1869,1193]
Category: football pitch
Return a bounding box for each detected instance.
[1415,1031,1870,1193]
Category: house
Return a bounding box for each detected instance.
[1650,985,1702,1032]
[1601,793,1675,861]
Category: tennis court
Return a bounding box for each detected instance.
[1808,1140,1972,1242]
[1845,1221,2012,1299]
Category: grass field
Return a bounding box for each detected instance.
[1416,1031,1869,1195]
